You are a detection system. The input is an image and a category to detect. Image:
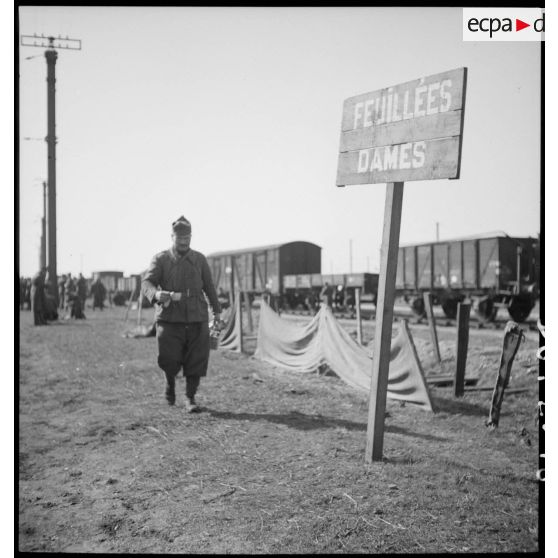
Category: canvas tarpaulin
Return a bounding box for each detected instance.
[218,304,242,352]
[254,299,433,411]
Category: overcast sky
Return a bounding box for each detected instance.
[18,6,540,278]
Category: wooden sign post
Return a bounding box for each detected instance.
[366,182,404,462]
[336,67,467,463]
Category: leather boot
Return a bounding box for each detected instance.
[165,379,176,406]
[185,397,200,413]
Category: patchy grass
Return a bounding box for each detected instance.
[18,307,540,553]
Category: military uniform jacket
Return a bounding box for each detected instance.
[142,247,221,323]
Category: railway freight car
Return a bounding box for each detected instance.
[395,234,539,322]
[207,241,321,301]
[282,272,379,310]
[116,274,142,304]
[91,271,123,293]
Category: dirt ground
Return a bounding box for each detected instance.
[18,305,541,553]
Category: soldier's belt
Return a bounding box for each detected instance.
[166,289,202,301]
[170,289,202,302]
[162,291,182,308]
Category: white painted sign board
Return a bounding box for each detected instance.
[337,67,467,186]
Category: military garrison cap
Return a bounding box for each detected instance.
[172,216,192,233]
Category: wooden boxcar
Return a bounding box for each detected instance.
[92,271,124,293]
[395,234,539,321]
[282,272,379,310]
[116,274,142,300]
[206,241,321,299]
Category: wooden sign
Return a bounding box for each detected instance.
[341,68,468,463]
[337,67,467,186]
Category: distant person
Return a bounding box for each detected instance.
[346,289,356,312]
[142,216,221,411]
[305,291,317,315]
[320,282,333,308]
[63,274,84,319]
[30,268,48,325]
[107,289,114,308]
[64,274,76,315]
[77,273,88,309]
[24,278,32,310]
[19,277,26,310]
[43,273,59,321]
[58,275,67,310]
[70,291,86,319]
[91,278,107,310]
[71,300,86,319]
[217,287,230,309]
[334,285,345,309]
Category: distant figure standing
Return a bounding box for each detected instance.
[43,273,59,321]
[217,287,230,309]
[19,277,26,310]
[334,285,345,310]
[64,274,76,314]
[30,268,48,325]
[320,282,333,308]
[91,278,107,310]
[24,278,32,310]
[58,275,67,310]
[71,296,86,319]
[305,291,317,315]
[77,273,88,310]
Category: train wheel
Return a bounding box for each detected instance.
[441,297,459,319]
[507,294,534,323]
[410,297,426,319]
[473,296,497,323]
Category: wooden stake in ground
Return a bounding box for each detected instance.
[423,291,442,367]
[236,289,244,354]
[454,302,471,397]
[244,291,253,333]
[123,289,135,323]
[400,319,435,412]
[355,287,363,345]
[136,289,143,326]
[365,181,404,463]
[486,321,524,428]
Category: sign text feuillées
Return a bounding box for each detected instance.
[337,67,467,186]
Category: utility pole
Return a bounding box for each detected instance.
[21,34,81,306]
[436,222,440,242]
[349,239,353,273]
[40,181,47,269]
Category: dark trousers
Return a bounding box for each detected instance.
[33,311,47,326]
[156,321,210,397]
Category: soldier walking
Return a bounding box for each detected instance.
[142,216,221,412]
